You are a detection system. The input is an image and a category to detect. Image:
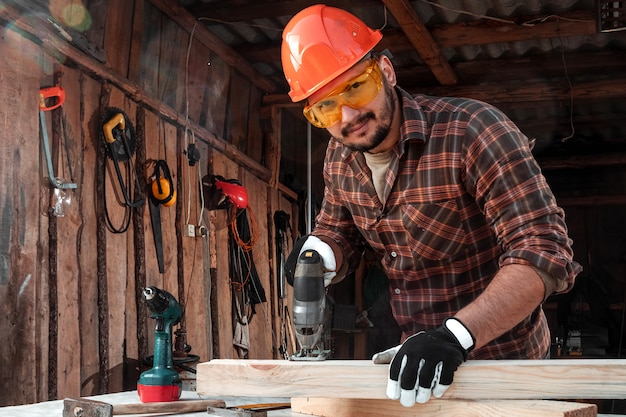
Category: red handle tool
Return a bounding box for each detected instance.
[39,86,66,111]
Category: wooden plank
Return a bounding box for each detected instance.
[79,73,104,397]
[157,18,186,112]
[157,120,179,284]
[246,86,263,165]
[105,88,136,392]
[209,153,241,359]
[103,0,134,77]
[242,171,272,360]
[186,41,213,126]
[55,65,82,399]
[0,27,44,406]
[203,55,230,137]
[128,0,145,83]
[291,398,597,417]
[181,138,212,363]
[226,71,250,153]
[196,359,626,400]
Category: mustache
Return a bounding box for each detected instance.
[341,112,375,137]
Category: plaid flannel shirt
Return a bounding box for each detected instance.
[313,87,582,359]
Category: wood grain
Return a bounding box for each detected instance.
[291,398,597,417]
[196,359,626,400]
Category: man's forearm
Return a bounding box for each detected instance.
[454,263,545,349]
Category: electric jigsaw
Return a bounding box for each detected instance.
[290,249,331,360]
[138,286,183,402]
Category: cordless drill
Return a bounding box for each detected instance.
[137,286,183,402]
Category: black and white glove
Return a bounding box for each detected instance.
[372,318,475,407]
[284,235,336,287]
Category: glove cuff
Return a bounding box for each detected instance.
[444,317,475,352]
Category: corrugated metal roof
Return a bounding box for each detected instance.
[183,0,626,159]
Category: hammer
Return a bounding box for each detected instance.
[63,397,226,417]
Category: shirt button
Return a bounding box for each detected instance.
[394,288,401,295]
[390,251,397,258]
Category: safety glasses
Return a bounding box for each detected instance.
[303,59,384,128]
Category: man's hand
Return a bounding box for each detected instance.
[284,235,337,287]
[376,318,475,407]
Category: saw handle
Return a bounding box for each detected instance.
[39,86,65,111]
[103,112,126,144]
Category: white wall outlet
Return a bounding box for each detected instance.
[184,224,195,237]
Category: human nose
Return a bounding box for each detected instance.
[341,104,361,123]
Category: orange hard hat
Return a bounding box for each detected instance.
[281,5,383,102]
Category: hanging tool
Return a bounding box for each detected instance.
[274,211,291,299]
[39,86,77,190]
[274,211,291,359]
[147,160,176,273]
[290,250,331,361]
[101,107,144,208]
[62,398,226,417]
[138,286,183,403]
[203,175,249,210]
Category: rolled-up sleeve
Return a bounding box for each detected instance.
[463,104,582,291]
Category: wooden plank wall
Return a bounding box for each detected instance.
[0,0,296,406]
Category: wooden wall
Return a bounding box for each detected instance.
[0,0,298,406]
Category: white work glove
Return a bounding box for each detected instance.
[298,235,336,286]
[372,318,475,407]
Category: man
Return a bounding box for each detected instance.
[281,4,582,407]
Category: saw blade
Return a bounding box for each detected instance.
[102,107,136,162]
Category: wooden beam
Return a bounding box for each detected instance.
[233,10,599,65]
[418,77,626,104]
[291,398,598,417]
[380,0,457,85]
[263,75,626,106]
[381,10,598,51]
[196,359,626,400]
[189,0,380,22]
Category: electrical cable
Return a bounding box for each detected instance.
[558,36,576,143]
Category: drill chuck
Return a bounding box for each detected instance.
[143,286,169,314]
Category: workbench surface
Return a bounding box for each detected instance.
[0,391,623,416]
[0,390,313,417]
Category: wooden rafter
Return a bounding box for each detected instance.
[263,75,626,106]
[237,10,599,65]
[378,0,457,85]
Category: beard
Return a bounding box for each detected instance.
[335,80,396,153]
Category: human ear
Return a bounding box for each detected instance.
[378,55,397,87]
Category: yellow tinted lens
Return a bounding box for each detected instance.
[305,98,341,128]
[303,60,383,128]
